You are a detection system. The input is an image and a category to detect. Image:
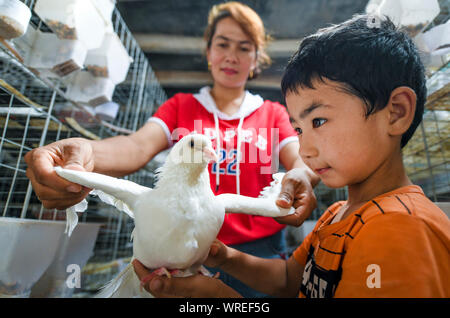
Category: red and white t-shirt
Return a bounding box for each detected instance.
[148,86,297,245]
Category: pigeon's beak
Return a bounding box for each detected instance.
[203,146,218,162]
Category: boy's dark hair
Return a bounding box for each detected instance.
[281,14,426,148]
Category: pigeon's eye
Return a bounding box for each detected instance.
[189,140,195,148]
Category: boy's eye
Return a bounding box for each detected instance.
[312,118,327,128]
[294,127,302,135]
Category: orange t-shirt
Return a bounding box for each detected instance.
[293,185,450,298]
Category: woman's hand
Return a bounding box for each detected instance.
[132,259,241,298]
[275,168,318,227]
[24,138,94,210]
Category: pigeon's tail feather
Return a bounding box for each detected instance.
[95,262,152,298]
[218,172,294,217]
[95,262,133,298]
[55,167,151,215]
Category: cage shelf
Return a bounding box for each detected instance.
[0,0,167,296]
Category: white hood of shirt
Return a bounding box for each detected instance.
[194,86,265,194]
[193,86,264,121]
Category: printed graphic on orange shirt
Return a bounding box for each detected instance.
[300,246,342,298]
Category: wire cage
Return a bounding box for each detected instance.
[0,0,166,297]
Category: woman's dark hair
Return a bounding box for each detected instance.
[281,14,426,148]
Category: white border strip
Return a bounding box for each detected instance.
[147,117,173,147]
[279,136,298,151]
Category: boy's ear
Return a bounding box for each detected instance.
[385,86,417,137]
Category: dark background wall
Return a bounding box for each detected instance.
[117,0,370,103]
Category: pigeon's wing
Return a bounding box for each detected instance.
[216,173,295,217]
[54,166,151,217]
[217,194,294,217]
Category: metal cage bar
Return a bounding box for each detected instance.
[0,1,167,296]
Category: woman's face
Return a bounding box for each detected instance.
[207,17,257,89]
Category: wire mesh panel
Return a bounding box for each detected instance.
[0,1,166,297]
[404,64,450,202]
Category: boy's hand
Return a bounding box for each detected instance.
[203,239,229,268]
[132,259,241,298]
[275,168,317,227]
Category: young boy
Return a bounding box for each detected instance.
[133,14,450,298]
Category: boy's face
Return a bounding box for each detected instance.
[286,79,392,189]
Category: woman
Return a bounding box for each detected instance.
[25,2,318,297]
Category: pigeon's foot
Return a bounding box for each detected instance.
[197,266,220,278]
[197,266,210,276]
[140,267,180,292]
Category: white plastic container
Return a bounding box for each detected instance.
[30,222,101,298]
[91,0,116,25]
[65,70,116,106]
[366,0,440,37]
[85,32,132,84]
[0,0,31,39]
[34,0,106,50]
[415,21,450,54]
[0,217,65,297]
[93,101,120,121]
[25,31,87,78]
[10,22,36,60]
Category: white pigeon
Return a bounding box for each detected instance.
[54,133,294,297]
